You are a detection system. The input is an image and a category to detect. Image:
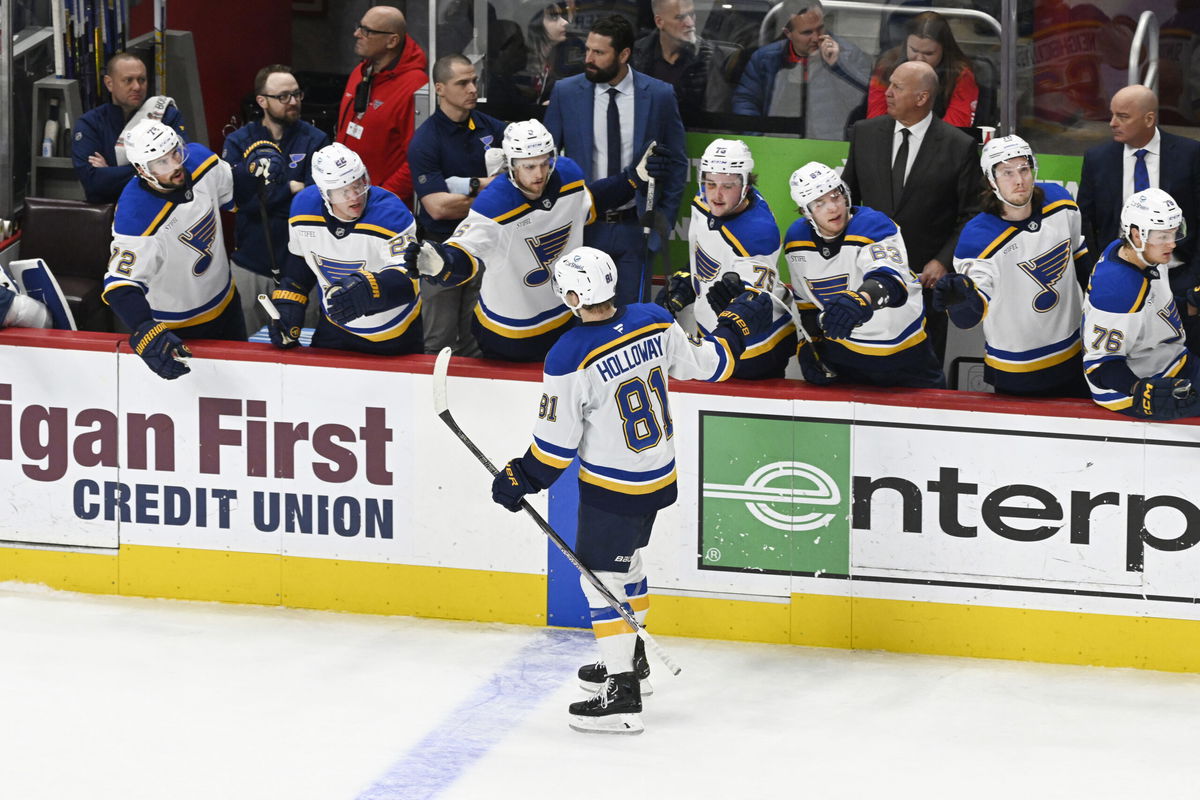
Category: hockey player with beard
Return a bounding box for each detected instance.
[268,142,421,355]
[1082,188,1200,420]
[403,119,672,362]
[934,135,1089,396]
[655,138,797,379]
[784,160,942,387]
[103,120,246,381]
[490,246,772,734]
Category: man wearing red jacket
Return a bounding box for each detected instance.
[336,6,428,205]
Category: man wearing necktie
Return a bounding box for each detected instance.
[544,15,688,307]
[1078,85,1200,322]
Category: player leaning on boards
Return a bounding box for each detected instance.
[656,138,798,379]
[267,143,421,355]
[402,119,672,362]
[784,161,943,387]
[103,120,247,381]
[491,246,771,734]
[1082,189,1200,419]
[934,135,1089,397]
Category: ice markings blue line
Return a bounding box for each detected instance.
[355,627,594,800]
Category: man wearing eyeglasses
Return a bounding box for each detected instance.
[223,64,329,333]
[335,5,429,206]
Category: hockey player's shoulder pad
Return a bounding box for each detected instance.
[183,141,221,181]
[355,186,414,237]
[114,180,173,237]
[1038,181,1076,210]
[471,175,534,223]
[721,189,781,257]
[555,156,586,191]
[288,185,326,223]
[1089,244,1153,314]
[955,211,1014,259]
[843,206,899,245]
[783,216,819,252]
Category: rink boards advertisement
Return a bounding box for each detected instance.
[2,331,1199,671]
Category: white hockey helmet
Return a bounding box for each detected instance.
[312,143,370,219]
[981,135,1038,207]
[699,139,754,207]
[502,120,557,191]
[789,161,851,214]
[553,246,617,314]
[125,119,185,191]
[1120,188,1186,261]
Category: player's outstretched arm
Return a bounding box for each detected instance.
[403,240,478,287]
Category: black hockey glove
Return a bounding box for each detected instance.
[326,270,384,324]
[631,142,674,186]
[1187,284,1200,310]
[654,271,696,316]
[797,338,837,385]
[707,271,747,316]
[403,240,451,280]
[243,140,284,186]
[269,279,307,349]
[130,320,191,380]
[932,273,976,311]
[821,290,873,339]
[492,458,537,512]
[1130,378,1198,420]
[716,290,772,341]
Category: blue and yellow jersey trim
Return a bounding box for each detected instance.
[579,458,677,496]
[1088,352,1188,410]
[835,315,927,356]
[985,331,1081,373]
[474,298,573,339]
[530,436,576,470]
[327,293,422,341]
[577,322,673,372]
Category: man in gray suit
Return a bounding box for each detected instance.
[544,15,688,305]
[842,60,980,362]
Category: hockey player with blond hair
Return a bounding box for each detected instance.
[491,246,771,734]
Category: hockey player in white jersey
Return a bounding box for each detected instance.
[403,120,671,362]
[268,143,422,355]
[784,161,943,387]
[490,246,771,734]
[655,138,796,379]
[934,136,1089,396]
[103,120,246,380]
[1082,189,1200,419]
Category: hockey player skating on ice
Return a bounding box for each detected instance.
[103,120,247,380]
[784,161,943,387]
[656,138,797,379]
[404,119,672,362]
[934,135,1089,396]
[490,246,771,733]
[1082,188,1200,419]
[268,143,423,355]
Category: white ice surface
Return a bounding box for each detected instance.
[2,580,1198,800]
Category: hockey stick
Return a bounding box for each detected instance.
[258,293,297,347]
[769,288,837,381]
[256,178,279,281]
[432,347,682,676]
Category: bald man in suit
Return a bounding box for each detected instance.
[842,60,980,363]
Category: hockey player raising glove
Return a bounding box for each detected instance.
[715,289,773,345]
[654,271,696,316]
[630,141,673,186]
[491,458,541,512]
[130,320,192,380]
[244,141,284,186]
[402,240,454,282]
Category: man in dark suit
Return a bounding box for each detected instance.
[842,60,980,363]
[1077,84,1200,300]
[544,15,688,305]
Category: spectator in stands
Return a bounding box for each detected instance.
[630,0,742,114]
[842,60,980,363]
[408,54,508,356]
[514,2,585,105]
[72,52,187,204]
[732,0,870,139]
[866,12,978,128]
[335,5,428,205]
[223,65,329,334]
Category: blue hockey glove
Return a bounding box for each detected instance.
[654,271,696,316]
[269,281,307,349]
[797,338,837,385]
[932,273,977,311]
[821,290,873,339]
[130,320,192,380]
[1187,284,1200,310]
[326,270,384,324]
[1130,378,1198,420]
[492,459,537,512]
[707,271,747,316]
[243,141,284,186]
[716,290,772,341]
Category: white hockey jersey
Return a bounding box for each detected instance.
[688,189,795,370]
[104,143,237,328]
[784,206,927,370]
[1082,240,1189,412]
[287,185,419,342]
[953,183,1087,392]
[519,303,738,514]
[446,157,594,356]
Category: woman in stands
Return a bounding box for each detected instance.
[866,11,978,127]
[514,2,585,105]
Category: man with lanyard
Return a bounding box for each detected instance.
[223,64,329,334]
[72,52,187,204]
[408,54,507,356]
